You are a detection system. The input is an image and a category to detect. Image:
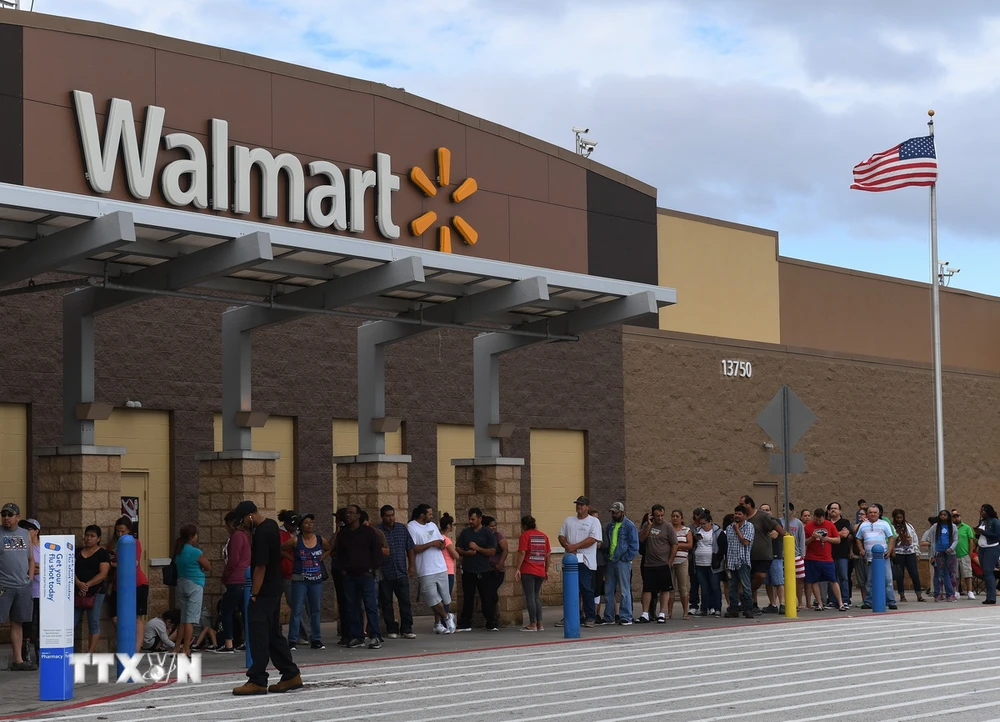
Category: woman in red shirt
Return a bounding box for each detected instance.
[107,516,149,652]
[514,515,551,632]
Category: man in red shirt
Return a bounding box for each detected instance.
[804,508,848,612]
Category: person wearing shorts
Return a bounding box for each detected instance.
[637,505,677,623]
[173,524,210,656]
[804,509,847,611]
[1,503,35,670]
[407,504,456,634]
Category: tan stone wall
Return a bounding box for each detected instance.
[36,454,123,536]
[454,464,524,626]
[197,458,276,619]
[336,462,408,517]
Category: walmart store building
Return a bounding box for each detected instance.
[2,11,1000,627]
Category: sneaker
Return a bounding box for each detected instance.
[486,626,499,632]
[743,611,754,619]
[594,617,606,625]
[387,633,399,639]
[347,638,365,648]
[337,639,349,647]
[620,620,632,626]
[860,603,872,610]
[433,623,446,635]
[236,643,246,651]
[215,646,236,654]
[838,605,849,612]
[753,608,763,616]
[446,614,457,633]
[582,619,596,628]
[778,605,785,615]
[456,627,473,632]
[635,615,650,624]
[288,643,297,651]
[696,610,708,617]
[724,610,740,618]
[368,637,383,649]
[554,618,565,627]
[888,604,898,610]
[403,632,417,639]
[657,614,667,624]
[311,640,326,650]
[688,606,698,616]
[969,591,977,600]
[761,605,778,614]
[710,609,721,617]
[296,638,309,645]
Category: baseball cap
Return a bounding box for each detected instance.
[18,518,40,531]
[574,496,590,506]
[232,500,258,520]
[1,503,19,515]
[299,513,315,522]
[610,502,625,513]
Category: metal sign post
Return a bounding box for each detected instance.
[757,385,816,531]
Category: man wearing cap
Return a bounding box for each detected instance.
[602,502,638,625]
[558,496,603,627]
[0,503,35,671]
[231,501,302,696]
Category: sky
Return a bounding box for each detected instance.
[18,0,1000,295]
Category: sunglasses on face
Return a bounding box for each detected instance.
[0,512,14,518]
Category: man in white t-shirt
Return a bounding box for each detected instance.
[855,506,897,610]
[406,504,455,634]
[557,496,603,627]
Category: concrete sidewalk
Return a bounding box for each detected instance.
[0,598,976,719]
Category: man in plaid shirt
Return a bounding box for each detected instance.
[724,505,755,619]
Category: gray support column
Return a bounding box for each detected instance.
[62,300,96,447]
[221,315,253,452]
[357,276,550,455]
[471,291,660,459]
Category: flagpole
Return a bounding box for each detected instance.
[928,109,946,512]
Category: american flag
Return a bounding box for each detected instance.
[850,135,937,192]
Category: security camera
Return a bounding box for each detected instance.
[572,126,590,134]
[580,138,598,148]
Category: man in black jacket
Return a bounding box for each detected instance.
[334,505,385,649]
[231,500,302,696]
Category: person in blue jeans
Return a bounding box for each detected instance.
[557,497,603,627]
[724,506,755,619]
[855,506,897,610]
[975,504,1000,605]
[333,505,384,649]
[602,502,638,625]
[282,514,331,650]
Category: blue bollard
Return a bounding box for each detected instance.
[562,553,580,639]
[243,567,253,669]
[115,534,137,678]
[871,544,886,613]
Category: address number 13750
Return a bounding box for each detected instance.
[721,360,752,378]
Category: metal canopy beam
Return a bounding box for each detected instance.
[61,231,274,446]
[219,257,425,451]
[0,212,135,289]
[472,291,659,458]
[357,276,550,455]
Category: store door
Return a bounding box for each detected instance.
[120,471,149,581]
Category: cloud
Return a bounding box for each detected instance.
[20,0,1000,292]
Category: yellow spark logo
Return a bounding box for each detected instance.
[409,147,478,253]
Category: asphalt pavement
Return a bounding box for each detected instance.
[4,602,1000,722]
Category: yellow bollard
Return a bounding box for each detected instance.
[784,533,797,619]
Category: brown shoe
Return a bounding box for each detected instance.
[268,675,304,693]
[232,682,268,696]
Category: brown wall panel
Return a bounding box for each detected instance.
[0,23,23,186]
[271,76,375,168]
[22,28,155,119]
[623,329,1000,532]
[547,156,587,210]
[779,260,1000,372]
[154,50,272,148]
[508,198,588,274]
[466,127,548,202]
[373,97,467,180]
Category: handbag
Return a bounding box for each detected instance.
[75,592,96,609]
[162,558,178,587]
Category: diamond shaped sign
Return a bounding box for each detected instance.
[757,385,816,451]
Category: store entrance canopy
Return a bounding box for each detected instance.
[0,182,676,456]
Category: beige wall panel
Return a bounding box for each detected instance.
[331,419,402,511]
[530,429,586,545]
[0,404,28,519]
[657,212,781,344]
[95,409,170,567]
[213,414,295,513]
[436,425,475,520]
